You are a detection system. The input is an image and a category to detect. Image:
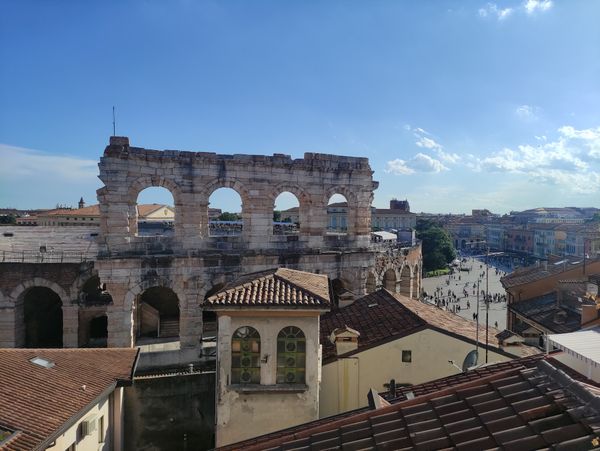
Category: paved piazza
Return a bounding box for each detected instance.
[421,255,512,331]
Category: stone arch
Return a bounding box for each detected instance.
[205,179,250,237]
[124,277,184,311]
[270,185,309,236]
[128,176,181,237]
[323,186,358,206]
[18,285,64,348]
[129,175,183,203]
[365,271,377,294]
[127,279,183,342]
[383,267,398,292]
[324,186,359,236]
[204,178,250,205]
[11,278,69,306]
[399,264,412,298]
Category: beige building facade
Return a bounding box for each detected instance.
[205,268,330,447]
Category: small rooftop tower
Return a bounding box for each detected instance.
[78,197,85,209]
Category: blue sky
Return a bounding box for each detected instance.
[1,0,599,213]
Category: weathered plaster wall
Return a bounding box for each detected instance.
[215,312,321,447]
[320,328,515,417]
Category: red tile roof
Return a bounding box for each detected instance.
[40,204,172,219]
[222,355,600,451]
[320,290,538,362]
[320,290,427,362]
[0,348,138,451]
[218,353,548,450]
[205,268,330,309]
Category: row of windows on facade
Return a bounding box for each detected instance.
[231,326,306,385]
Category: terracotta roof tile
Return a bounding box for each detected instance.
[0,348,138,451]
[508,292,582,334]
[222,355,600,451]
[205,268,330,309]
[320,290,427,362]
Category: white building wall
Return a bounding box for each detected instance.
[46,393,115,451]
[320,328,516,418]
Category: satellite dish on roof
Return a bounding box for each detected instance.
[462,350,478,372]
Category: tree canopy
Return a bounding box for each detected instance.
[416,218,456,272]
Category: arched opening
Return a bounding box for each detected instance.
[80,276,112,304]
[22,287,63,348]
[327,194,348,235]
[135,287,180,343]
[135,187,175,237]
[231,326,261,384]
[461,239,467,249]
[366,272,377,294]
[89,315,108,347]
[209,187,243,237]
[400,265,412,298]
[273,192,300,236]
[277,326,306,384]
[383,269,397,292]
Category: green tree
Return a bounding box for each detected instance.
[217,212,240,221]
[416,220,456,272]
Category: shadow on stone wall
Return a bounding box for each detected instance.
[124,372,215,450]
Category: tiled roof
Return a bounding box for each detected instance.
[43,205,100,217]
[0,348,138,451]
[137,203,172,217]
[495,329,520,341]
[509,292,582,334]
[40,204,172,218]
[320,290,427,362]
[320,290,537,362]
[389,292,515,352]
[224,358,600,451]
[500,258,596,289]
[205,268,330,309]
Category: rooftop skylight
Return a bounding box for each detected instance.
[30,357,55,368]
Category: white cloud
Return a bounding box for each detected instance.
[415,136,442,150]
[479,3,514,20]
[525,0,552,14]
[477,125,600,193]
[386,153,448,175]
[0,144,98,180]
[0,143,101,208]
[515,104,541,120]
[413,128,461,164]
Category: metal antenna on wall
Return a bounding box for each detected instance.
[112,106,116,136]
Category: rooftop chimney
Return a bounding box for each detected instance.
[330,326,360,356]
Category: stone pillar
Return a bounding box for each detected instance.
[305,192,326,248]
[179,287,203,349]
[62,303,79,347]
[197,200,210,240]
[107,305,134,348]
[0,306,16,348]
[105,282,135,348]
[128,203,137,237]
[245,195,273,250]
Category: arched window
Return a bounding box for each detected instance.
[135,187,175,237]
[327,194,348,235]
[273,191,300,235]
[277,326,306,384]
[231,326,261,384]
[209,188,243,237]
